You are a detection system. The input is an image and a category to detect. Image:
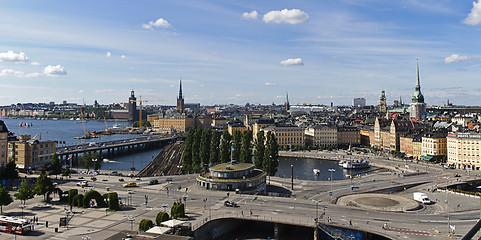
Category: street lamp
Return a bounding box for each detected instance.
[444,176,450,235]
[328,169,336,203]
[291,165,294,190]
[268,155,272,185]
[127,216,135,232]
[65,209,71,229]
[91,158,98,188]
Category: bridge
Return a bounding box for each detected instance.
[55,135,179,163]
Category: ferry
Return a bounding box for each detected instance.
[342,159,370,169]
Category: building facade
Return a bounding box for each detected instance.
[353,98,366,108]
[0,121,8,167]
[421,132,447,161]
[337,126,360,147]
[447,132,481,170]
[9,134,57,169]
[150,115,195,134]
[263,125,304,147]
[304,125,337,147]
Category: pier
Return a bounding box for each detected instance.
[56,135,178,163]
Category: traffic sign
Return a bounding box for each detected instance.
[329,192,332,196]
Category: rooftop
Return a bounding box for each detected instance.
[209,162,254,172]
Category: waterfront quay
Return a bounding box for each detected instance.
[2,150,480,240]
[55,135,177,162]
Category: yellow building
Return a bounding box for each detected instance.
[421,132,447,161]
[228,123,247,135]
[150,115,195,134]
[304,125,337,147]
[8,134,57,169]
[447,132,481,170]
[263,125,304,147]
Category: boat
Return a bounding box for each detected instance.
[342,159,370,169]
[313,169,320,175]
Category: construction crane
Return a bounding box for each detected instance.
[32,133,40,140]
[129,96,163,132]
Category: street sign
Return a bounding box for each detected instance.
[329,192,332,196]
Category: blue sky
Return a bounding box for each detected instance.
[1,0,481,107]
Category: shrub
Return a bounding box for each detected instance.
[68,189,78,205]
[75,194,84,207]
[139,219,154,232]
[171,202,185,219]
[83,190,106,208]
[155,212,169,226]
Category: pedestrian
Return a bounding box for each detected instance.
[241,210,243,216]
[349,220,352,227]
[383,223,387,229]
[46,221,49,228]
[250,209,253,216]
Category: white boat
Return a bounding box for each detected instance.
[313,169,320,175]
[342,159,370,169]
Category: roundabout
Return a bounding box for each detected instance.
[337,193,421,212]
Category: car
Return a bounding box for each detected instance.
[119,178,125,182]
[123,182,137,187]
[77,181,88,187]
[454,174,461,177]
[149,179,159,185]
[224,200,238,207]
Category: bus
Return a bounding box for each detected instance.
[0,216,32,234]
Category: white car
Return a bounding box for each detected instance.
[77,181,88,187]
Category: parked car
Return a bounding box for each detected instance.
[123,182,137,187]
[149,179,159,185]
[77,181,88,187]
[224,200,238,207]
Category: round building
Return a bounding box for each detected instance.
[196,162,266,193]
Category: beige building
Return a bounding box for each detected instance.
[252,119,275,139]
[263,125,304,147]
[149,115,195,134]
[447,132,481,170]
[0,121,8,167]
[304,125,337,147]
[228,122,247,135]
[421,132,447,161]
[9,134,57,169]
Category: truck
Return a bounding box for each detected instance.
[413,192,431,204]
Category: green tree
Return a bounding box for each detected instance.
[209,131,221,165]
[50,153,62,176]
[139,219,154,232]
[171,202,185,219]
[182,128,194,173]
[232,130,242,161]
[220,130,232,163]
[68,189,78,206]
[79,151,101,171]
[34,173,55,202]
[254,131,265,169]
[155,212,170,226]
[199,128,211,170]
[62,167,72,177]
[4,160,18,179]
[191,127,202,172]
[263,131,279,176]
[240,130,253,163]
[0,186,13,214]
[14,180,35,205]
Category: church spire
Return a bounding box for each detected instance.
[178,79,183,100]
[412,58,424,103]
[284,91,290,111]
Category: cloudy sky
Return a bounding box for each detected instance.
[1,0,481,107]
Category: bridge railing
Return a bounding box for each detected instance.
[190,212,315,231]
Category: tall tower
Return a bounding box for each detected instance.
[128,89,137,121]
[379,90,387,113]
[284,91,290,112]
[410,58,426,120]
[177,79,184,113]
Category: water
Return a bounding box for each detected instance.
[276,157,371,181]
[1,118,163,171]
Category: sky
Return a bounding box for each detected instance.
[1,0,481,107]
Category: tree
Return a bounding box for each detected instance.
[50,153,62,176]
[232,130,242,161]
[0,186,13,214]
[220,131,232,163]
[34,173,55,202]
[182,128,194,173]
[191,127,202,172]
[263,131,279,176]
[78,151,101,172]
[254,131,265,169]
[62,167,72,177]
[240,130,253,163]
[4,160,18,179]
[14,180,35,205]
[171,202,185,219]
[155,212,170,226]
[139,219,154,232]
[209,131,221,165]
[199,128,211,171]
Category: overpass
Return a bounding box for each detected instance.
[56,135,179,164]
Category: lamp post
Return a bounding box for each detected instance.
[128,216,135,232]
[444,176,450,235]
[92,159,97,189]
[291,165,294,190]
[328,169,336,203]
[65,209,71,229]
[268,155,272,185]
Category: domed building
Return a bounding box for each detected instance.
[196,162,266,193]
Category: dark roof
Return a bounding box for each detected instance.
[0,120,8,132]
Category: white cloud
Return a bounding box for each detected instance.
[0,51,28,62]
[280,58,304,66]
[444,54,472,63]
[0,68,24,76]
[43,65,67,76]
[463,0,481,26]
[106,51,111,58]
[31,61,40,66]
[263,9,309,24]
[242,10,259,20]
[25,72,43,77]
[264,82,277,86]
[78,90,85,94]
[121,55,127,59]
[142,18,171,30]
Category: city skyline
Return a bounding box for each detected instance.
[1,1,481,106]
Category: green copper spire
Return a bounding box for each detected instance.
[412,58,424,103]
